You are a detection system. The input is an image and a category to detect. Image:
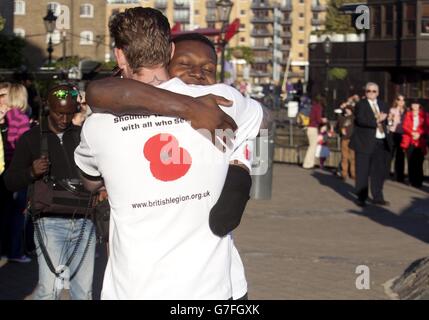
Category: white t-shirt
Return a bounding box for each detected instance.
[75,77,262,299]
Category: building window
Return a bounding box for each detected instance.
[299,13,304,18]
[80,31,94,45]
[240,10,246,16]
[299,26,304,32]
[14,28,25,38]
[404,3,416,37]
[14,0,25,15]
[194,9,199,15]
[47,2,61,16]
[80,4,94,18]
[299,39,304,44]
[46,30,61,45]
[240,37,246,42]
[371,6,382,38]
[299,52,304,58]
[384,5,394,38]
[423,80,429,98]
[421,3,429,35]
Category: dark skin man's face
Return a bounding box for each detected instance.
[47,86,80,133]
[168,40,217,86]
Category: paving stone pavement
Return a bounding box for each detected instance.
[0,164,428,300]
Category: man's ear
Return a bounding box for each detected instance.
[170,42,175,60]
[114,48,127,69]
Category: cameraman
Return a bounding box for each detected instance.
[3,85,96,300]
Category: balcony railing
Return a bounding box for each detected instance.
[280,17,292,25]
[251,29,274,37]
[251,1,274,10]
[279,4,293,12]
[250,70,271,77]
[155,0,168,9]
[253,57,272,63]
[174,16,190,23]
[107,0,139,3]
[253,45,271,51]
[279,44,291,51]
[311,4,326,12]
[206,0,216,8]
[311,18,323,26]
[205,14,217,22]
[251,16,274,24]
[174,1,190,9]
[279,31,292,38]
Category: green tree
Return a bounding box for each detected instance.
[0,15,5,32]
[226,46,254,64]
[0,34,26,68]
[325,0,363,34]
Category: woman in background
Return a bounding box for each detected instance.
[401,100,427,188]
[4,83,31,263]
[388,94,406,182]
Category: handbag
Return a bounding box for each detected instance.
[30,120,96,216]
[31,177,96,216]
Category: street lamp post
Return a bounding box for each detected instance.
[323,36,332,118]
[43,9,57,66]
[216,0,233,83]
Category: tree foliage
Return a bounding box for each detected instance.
[0,35,26,68]
[226,46,254,64]
[325,0,363,34]
[0,15,5,32]
[329,67,348,80]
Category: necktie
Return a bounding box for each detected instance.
[370,101,384,134]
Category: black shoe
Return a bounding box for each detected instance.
[355,199,366,207]
[372,199,390,206]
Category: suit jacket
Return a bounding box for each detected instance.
[400,110,427,153]
[350,98,392,154]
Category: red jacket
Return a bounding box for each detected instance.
[400,110,427,153]
[309,102,323,128]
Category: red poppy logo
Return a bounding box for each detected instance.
[143,133,192,181]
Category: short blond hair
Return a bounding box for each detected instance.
[8,83,28,112]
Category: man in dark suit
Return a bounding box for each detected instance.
[350,82,392,207]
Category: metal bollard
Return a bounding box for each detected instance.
[250,123,275,200]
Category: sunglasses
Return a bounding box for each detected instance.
[52,88,80,100]
[366,90,378,93]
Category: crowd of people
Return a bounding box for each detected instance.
[0,5,428,301]
[301,82,429,206]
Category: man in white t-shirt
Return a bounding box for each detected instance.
[85,33,268,300]
[74,7,262,299]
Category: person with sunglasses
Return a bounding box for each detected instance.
[350,82,393,207]
[3,84,96,299]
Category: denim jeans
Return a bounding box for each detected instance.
[33,217,96,300]
[9,190,27,259]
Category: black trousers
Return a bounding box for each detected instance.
[355,140,390,202]
[407,146,424,188]
[391,132,405,182]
